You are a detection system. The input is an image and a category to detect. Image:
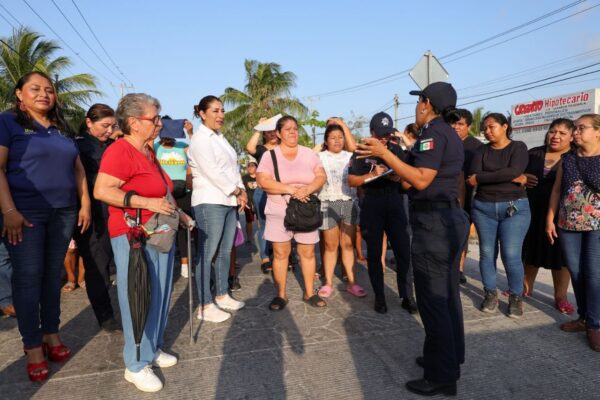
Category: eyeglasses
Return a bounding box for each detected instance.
[136,115,162,125]
[574,125,593,132]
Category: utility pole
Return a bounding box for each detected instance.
[110,81,134,98]
[393,94,399,129]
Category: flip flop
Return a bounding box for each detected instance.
[269,296,288,311]
[261,261,272,274]
[78,281,86,290]
[303,294,326,308]
[62,282,76,293]
[318,285,334,298]
[346,284,367,298]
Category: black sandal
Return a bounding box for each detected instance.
[269,296,288,311]
[303,294,326,308]
[261,261,272,274]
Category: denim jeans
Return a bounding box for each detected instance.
[4,207,76,348]
[253,188,271,260]
[471,198,531,296]
[111,234,174,372]
[193,204,237,305]
[558,229,600,329]
[0,240,12,308]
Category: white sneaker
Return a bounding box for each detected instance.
[124,366,163,392]
[215,294,245,311]
[196,303,231,322]
[180,264,189,278]
[152,349,178,368]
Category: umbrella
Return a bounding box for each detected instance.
[186,219,196,344]
[127,209,151,361]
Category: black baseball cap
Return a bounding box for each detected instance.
[369,112,395,137]
[409,81,457,111]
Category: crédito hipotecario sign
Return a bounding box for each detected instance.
[511,88,600,148]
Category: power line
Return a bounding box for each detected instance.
[443,3,600,64]
[21,0,112,83]
[439,0,586,60]
[69,0,133,86]
[0,38,91,107]
[49,0,123,82]
[460,61,600,100]
[0,12,16,29]
[458,68,600,107]
[0,3,21,26]
[305,1,593,99]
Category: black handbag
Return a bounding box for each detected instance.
[270,150,323,232]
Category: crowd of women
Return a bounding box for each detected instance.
[0,71,598,395]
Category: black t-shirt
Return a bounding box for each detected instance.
[463,135,483,173]
[348,142,405,192]
[407,117,464,201]
[252,144,268,164]
[470,140,529,202]
[242,173,258,206]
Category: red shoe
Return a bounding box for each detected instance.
[42,341,71,363]
[555,299,575,315]
[24,347,49,382]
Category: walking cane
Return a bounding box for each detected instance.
[186,220,196,344]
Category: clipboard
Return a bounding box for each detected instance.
[364,168,394,183]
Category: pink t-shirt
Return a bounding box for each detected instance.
[256,145,323,217]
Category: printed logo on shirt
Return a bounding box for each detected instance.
[24,129,36,135]
[419,138,434,152]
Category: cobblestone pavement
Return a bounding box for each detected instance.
[0,238,597,399]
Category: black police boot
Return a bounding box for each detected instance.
[401,297,418,314]
[374,296,388,314]
[405,378,457,396]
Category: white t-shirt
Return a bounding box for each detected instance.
[318,150,356,202]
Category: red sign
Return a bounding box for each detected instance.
[514,100,543,115]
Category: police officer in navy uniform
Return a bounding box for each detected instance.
[348,112,417,315]
[356,82,469,396]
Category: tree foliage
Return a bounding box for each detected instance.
[0,27,100,128]
[220,59,308,153]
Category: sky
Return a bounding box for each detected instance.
[1,0,599,139]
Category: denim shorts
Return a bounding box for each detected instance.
[320,199,359,230]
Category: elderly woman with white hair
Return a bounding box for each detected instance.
[95,93,192,393]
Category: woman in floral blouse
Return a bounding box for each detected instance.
[547,113,600,352]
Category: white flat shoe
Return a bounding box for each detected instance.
[197,303,231,322]
[152,349,178,368]
[124,366,163,392]
[215,294,245,311]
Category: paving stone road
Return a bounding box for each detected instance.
[0,238,597,399]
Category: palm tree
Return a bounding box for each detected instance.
[221,59,308,152]
[0,27,100,126]
[469,107,484,137]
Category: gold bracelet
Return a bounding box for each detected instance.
[2,207,16,215]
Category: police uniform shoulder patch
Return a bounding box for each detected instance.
[419,138,434,152]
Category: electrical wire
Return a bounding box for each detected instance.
[21,0,112,83]
[0,12,16,29]
[305,1,594,99]
[50,0,122,82]
[69,0,133,86]
[0,38,91,107]
[0,3,21,26]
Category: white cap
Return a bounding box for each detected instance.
[254,114,282,131]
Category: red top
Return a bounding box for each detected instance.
[99,138,173,238]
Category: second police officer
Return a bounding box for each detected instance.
[348,112,417,315]
[356,82,469,397]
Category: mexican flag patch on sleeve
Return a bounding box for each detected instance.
[419,138,434,152]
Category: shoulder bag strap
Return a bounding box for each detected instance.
[270,149,281,182]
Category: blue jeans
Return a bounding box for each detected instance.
[471,198,530,296]
[111,235,174,372]
[253,188,271,260]
[558,229,600,329]
[193,204,237,305]
[4,207,76,348]
[0,240,13,308]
